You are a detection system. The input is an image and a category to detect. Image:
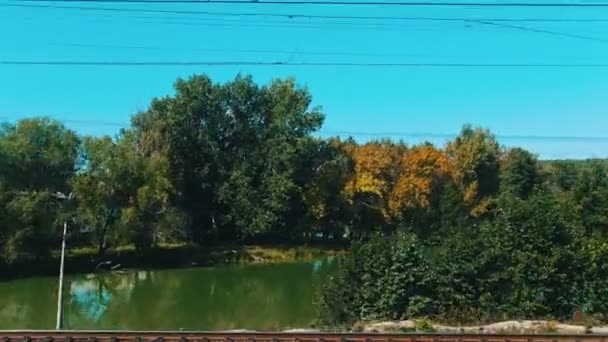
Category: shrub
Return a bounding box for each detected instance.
[414,319,436,332]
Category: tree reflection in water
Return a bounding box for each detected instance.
[70,278,111,321]
[66,271,137,328]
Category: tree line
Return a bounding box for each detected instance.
[2,75,608,323]
[317,127,608,324]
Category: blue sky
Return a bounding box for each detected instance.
[1,0,608,159]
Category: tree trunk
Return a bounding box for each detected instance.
[97,221,109,258]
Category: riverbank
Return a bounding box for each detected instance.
[349,320,608,334]
[0,243,345,280]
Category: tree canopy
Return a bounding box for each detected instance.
[2,74,608,326]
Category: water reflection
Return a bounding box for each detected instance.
[0,259,335,330]
[70,278,111,321]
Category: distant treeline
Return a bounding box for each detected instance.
[1,75,608,295]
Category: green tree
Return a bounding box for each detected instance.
[581,239,608,319]
[434,181,469,236]
[0,118,79,192]
[320,232,436,324]
[132,74,324,242]
[573,162,608,237]
[0,118,79,262]
[499,147,540,199]
[115,132,180,251]
[476,191,584,320]
[73,136,132,255]
[302,138,354,240]
[547,161,579,192]
[73,132,181,252]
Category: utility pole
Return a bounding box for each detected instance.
[56,221,67,330]
[53,191,74,330]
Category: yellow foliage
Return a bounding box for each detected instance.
[389,145,452,217]
[345,172,386,197]
[463,181,479,205]
[344,142,402,196]
[445,125,500,217]
[470,197,493,218]
[309,202,327,219]
[343,141,404,218]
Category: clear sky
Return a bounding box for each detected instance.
[1,0,608,159]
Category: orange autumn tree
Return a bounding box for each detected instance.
[389,144,453,222]
[343,140,405,233]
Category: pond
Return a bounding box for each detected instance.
[0,258,336,330]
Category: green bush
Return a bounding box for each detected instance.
[320,191,608,326]
[320,232,437,324]
[414,319,436,332]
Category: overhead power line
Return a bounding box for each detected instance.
[15,11,488,32]
[4,60,608,67]
[18,12,608,42]
[42,42,608,61]
[11,7,608,43]
[47,43,438,58]
[0,116,129,127]
[2,116,608,142]
[319,130,608,142]
[6,3,608,23]
[17,14,458,32]
[11,0,608,7]
[7,4,608,43]
[473,20,608,43]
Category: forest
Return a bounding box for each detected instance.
[1,74,608,324]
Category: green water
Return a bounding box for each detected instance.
[0,258,336,331]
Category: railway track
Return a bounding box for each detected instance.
[1,332,608,342]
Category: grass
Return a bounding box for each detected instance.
[242,245,342,263]
[68,243,343,262]
[68,242,189,257]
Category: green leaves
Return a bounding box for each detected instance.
[475,192,583,319]
[131,74,325,242]
[0,118,79,263]
[73,134,180,252]
[500,147,540,199]
[321,189,608,325]
[321,233,437,323]
[0,117,79,192]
